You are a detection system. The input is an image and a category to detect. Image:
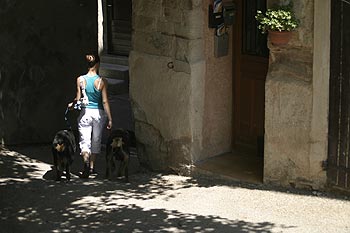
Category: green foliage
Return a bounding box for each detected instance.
[255,3,299,34]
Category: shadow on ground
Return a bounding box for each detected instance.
[0,146,291,233]
[1,145,349,232]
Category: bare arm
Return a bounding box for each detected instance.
[68,77,82,109]
[101,78,112,129]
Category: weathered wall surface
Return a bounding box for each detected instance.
[130,0,233,171]
[0,0,98,145]
[130,0,205,171]
[309,0,330,189]
[264,0,316,188]
[202,0,233,160]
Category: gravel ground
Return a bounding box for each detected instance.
[1,145,350,233]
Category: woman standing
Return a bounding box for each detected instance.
[69,53,112,178]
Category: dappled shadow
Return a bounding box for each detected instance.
[2,144,350,202]
[1,201,283,233]
[0,147,52,182]
[0,147,291,232]
[3,146,350,232]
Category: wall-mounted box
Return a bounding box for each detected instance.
[223,2,236,25]
[208,4,224,28]
[214,33,229,57]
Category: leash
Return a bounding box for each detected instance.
[64,107,72,130]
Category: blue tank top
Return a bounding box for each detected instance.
[82,74,103,109]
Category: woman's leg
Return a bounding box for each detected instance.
[90,109,106,173]
[78,109,93,178]
[90,153,97,173]
[81,151,90,178]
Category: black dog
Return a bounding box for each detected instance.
[105,129,132,182]
[52,129,76,181]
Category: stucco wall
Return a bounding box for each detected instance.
[309,0,330,189]
[264,0,327,188]
[202,0,233,160]
[130,0,205,171]
[0,0,98,145]
[130,0,233,171]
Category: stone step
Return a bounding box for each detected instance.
[100,55,129,66]
[99,63,129,80]
[105,77,129,95]
[111,24,132,33]
[112,19,132,28]
[109,45,131,56]
[111,38,132,46]
[112,32,132,40]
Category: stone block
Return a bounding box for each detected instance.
[133,0,162,18]
[264,76,312,186]
[173,60,191,74]
[134,15,157,32]
[133,31,175,57]
[162,0,180,9]
[135,120,166,151]
[175,38,204,63]
[130,52,192,137]
[174,9,203,39]
[269,48,313,82]
[162,7,183,23]
[157,20,175,36]
[143,146,170,171]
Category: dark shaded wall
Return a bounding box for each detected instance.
[0,0,98,145]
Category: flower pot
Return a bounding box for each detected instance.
[268,30,293,45]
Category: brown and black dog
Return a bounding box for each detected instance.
[105,129,132,182]
[52,129,76,181]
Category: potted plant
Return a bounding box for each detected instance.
[255,3,299,45]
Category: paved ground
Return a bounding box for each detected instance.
[1,145,350,233]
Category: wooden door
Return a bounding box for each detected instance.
[233,0,268,154]
[106,0,132,56]
[328,0,350,191]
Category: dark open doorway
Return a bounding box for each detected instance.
[101,0,134,139]
[106,0,132,56]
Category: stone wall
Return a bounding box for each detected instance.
[130,0,205,171]
[264,0,316,188]
[0,0,98,145]
[309,0,330,189]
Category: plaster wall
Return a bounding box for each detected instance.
[0,0,98,145]
[130,0,205,171]
[309,0,330,188]
[130,0,233,171]
[264,0,329,189]
[202,0,233,160]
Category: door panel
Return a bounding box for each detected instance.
[233,0,268,152]
[328,0,350,190]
